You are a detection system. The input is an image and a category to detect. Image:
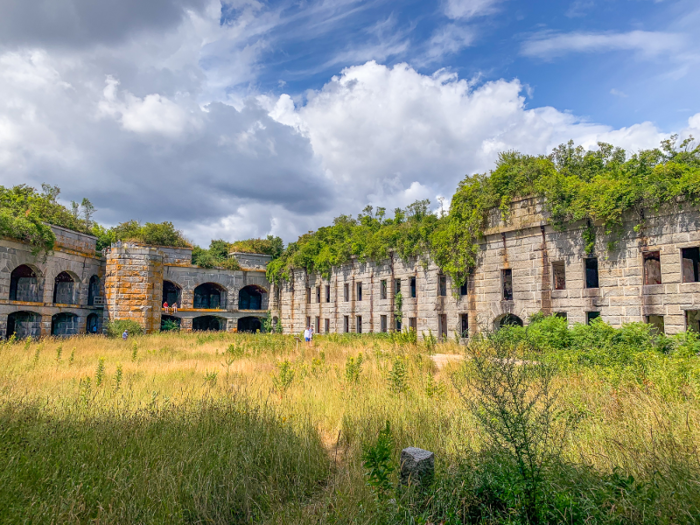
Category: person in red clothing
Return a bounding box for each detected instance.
[163,301,169,313]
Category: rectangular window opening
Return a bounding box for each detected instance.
[409,317,417,332]
[306,287,311,304]
[438,274,447,297]
[356,315,362,334]
[585,258,599,289]
[502,269,513,300]
[380,279,387,300]
[324,318,330,333]
[357,282,363,301]
[686,310,700,332]
[459,279,468,296]
[315,316,320,333]
[344,283,349,302]
[586,311,600,325]
[326,285,331,303]
[306,316,311,329]
[460,313,468,338]
[682,247,700,283]
[643,251,662,285]
[410,277,417,298]
[555,312,568,320]
[316,286,321,303]
[439,314,447,339]
[380,315,387,333]
[646,314,665,334]
[395,317,402,332]
[343,315,349,333]
[395,278,401,295]
[552,261,566,290]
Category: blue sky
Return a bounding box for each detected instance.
[219,0,698,131]
[0,0,698,244]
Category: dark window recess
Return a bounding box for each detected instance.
[439,314,448,339]
[439,274,447,297]
[239,285,263,310]
[10,265,41,302]
[326,285,331,303]
[409,317,417,332]
[316,286,321,303]
[460,280,468,296]
[682,247,700,283]
[54,271,76,305]
[643,251,662,285]
[585,258,599,289]
[555,312,568,320]
[344,316,349,333]
[357,282,363,301]
[460,314,468,337]
[306,316,311,329]
[686,310,700,332]
[344,283,349,302]
[306,287,311,304]
[646,315,665,334]
[586,311,601,325]
[552,261,566,290]
[396,317,402,332]
[380,315,387,333]
[194,283,226,309]
[502,269,513,300]
[356,316,362,333]
[410,277,417,298]
[325,318,330,333]
[315,316,320,333]
[395,279,401,295]
[380,280,387,299]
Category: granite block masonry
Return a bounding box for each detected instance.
[4,195,700,338]
[400,447,435,486]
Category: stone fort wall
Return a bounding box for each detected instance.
[271,198,700,337]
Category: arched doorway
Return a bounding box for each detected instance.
[87,275,100,306]
[161,315,181,331]
[54,272,77,305]
[6,311,41,339]
[10,265,42,302]
[237,316,262,333]
[162,280,181,307]
[193,315,224,331]
[86,313,100,334]
[52,313,79,337]
[194,283,226,309]
[494,314,524,330]
[238,285,266,310]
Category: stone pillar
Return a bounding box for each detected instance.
[181,318,193,332]
[104,246,164,334]
[41,314,52,337]
[0,313,6,339]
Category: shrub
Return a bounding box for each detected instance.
[105,320,143,338]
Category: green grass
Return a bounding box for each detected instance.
[1,322,700,524]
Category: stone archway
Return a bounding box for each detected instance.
[494,313,524,330]
[192,315,224,331]
[238,285,266,310]
[9,265,42,302]
[237,316,262,333]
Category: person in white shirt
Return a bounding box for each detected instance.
[304,327,311,344]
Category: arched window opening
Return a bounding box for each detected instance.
[238,285,266,310]
[162,281,181,307]
[494,313,524,331]
[194,283,226,309]
[161,315,181,331]
[10,265,42,302]
[54,272,77,305]
[86,313,100,334]
[192,315,224,331]
[52,312,79,337]
[6,311,41,339]
[237,316,262,333]
[87,275,100,306]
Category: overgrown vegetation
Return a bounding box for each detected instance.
[92,220,191,250]
[191,236,283,270]
[1,322,700,523]
[269,137,700,286]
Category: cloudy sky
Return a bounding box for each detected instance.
[1,0,699,246]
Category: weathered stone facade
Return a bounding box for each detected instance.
[0,229,272,338]
[270,198,700,337]
[4,196,700,339]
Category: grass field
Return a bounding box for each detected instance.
[2,320,700,524]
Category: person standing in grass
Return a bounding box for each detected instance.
[304,326,311,344]
[122,329,128,340]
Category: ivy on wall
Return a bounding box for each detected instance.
[269,137,700,286]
